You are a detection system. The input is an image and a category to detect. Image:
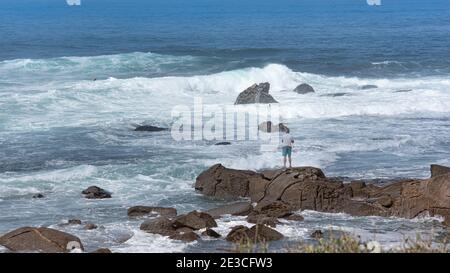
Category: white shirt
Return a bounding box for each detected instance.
[281,133,294,147]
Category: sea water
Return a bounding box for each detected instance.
[0,0,449,252]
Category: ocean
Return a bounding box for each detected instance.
[0,0,449,252]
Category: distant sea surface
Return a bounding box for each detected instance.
[0,0,449,252]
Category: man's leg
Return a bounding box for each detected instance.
[283,156,287,168]
[288,155,292,168]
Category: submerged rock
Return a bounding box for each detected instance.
[81,186,111,199]
[84,223,98,230]
[127,206,177,218]
[430,164,450,178]
[0,227,84,253]
[67,219,82,225]
[169,231,199,242]
[134,125,168,132]
[214,142,231,146]
[202,228,221,238]
[360,85,378,90]
[293,83,315,94]
[91,248,112,253]
[234,82,278,104]
[32,193,44,199]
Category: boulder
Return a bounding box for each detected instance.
[81,186,111,199]
[169,231,199,242]
[226,224,283,243]
[205,202,253,219]
[234,83,278,104]
[0,227,84,253]
[195,164,267,199]
[127,206,177,218]
[134,125,167,132]
[139,217,177,236]
[246,214,279,228]
[311,230,323,239]
[258,121,289,133]
[173,211,217,230]
[84,223,98,230]
[255,201,293,218]
[293,83,315,94]
[202,228,221,238]
[67,219,82,225]
[360,85,378,90]
[430,164,450,178]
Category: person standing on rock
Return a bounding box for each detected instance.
[281,128,294,168]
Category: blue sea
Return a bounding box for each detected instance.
[0,0,449,252]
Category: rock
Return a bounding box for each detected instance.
[215,142,231,146]
[134,125,167,132]
[255,201,293,218]
[202,228,221,238]
[91,248,112,253]
[195,164,267,199]
[349,181,369,198]
[0,227,84,253]
[140,217,177,236]
[430,164,450,178]
[258,121,289,133]
[169,231,199,242]
[360,85,378,90]
[84,223,98,230]
[284,214,304,221]
[293,83,315,94]
[394,89,412,93]
[67,219,82,225]
[311,230,323,239]
[320,93,350,97]
[375,195,393,208]
[234,82,278,104]
[176,227,195,234]
[32,194,44,199]
[226,224,283,243]
[81,186,111,199]
[127,206,177,218]
[205,202,253,219]
[246,214,279,228]
[173,211,217,230]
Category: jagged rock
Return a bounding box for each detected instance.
[127,206,177,218]
[134,125,167,132]
[91,248,112,253]
[258,121,289,133]
[311,230,323,239]
[173,211,217,230]
[202,228,221,238]
[293,83,315,94]
[360,85,378,90]
[430,164,450,178]
[205,202,253,219]
[140,217,177,236]
[234,83,278,104]
[0,227,83,253]
[226,224,283,243]
[195,164,267,199]
[81,186,111,199]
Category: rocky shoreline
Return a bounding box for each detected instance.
[0,164,449,253]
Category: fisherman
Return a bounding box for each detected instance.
[281,128,294,168]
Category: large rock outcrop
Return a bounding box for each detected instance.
[234,83,278,104]
[430,164,450,178]
[0,227,84,253]
[195,164,450,227]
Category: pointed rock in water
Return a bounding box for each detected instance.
[430,164,450,178]
[311,230,323,239]
[202,228,221,238]
[134,125,168,132]
[81,186,111,199]
[234,82,278,104]
[127,206,177,218]
[0,227,84,253]
[293,83,315,94]
[32,193,44,199]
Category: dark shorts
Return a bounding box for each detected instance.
[282,146,292,157]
